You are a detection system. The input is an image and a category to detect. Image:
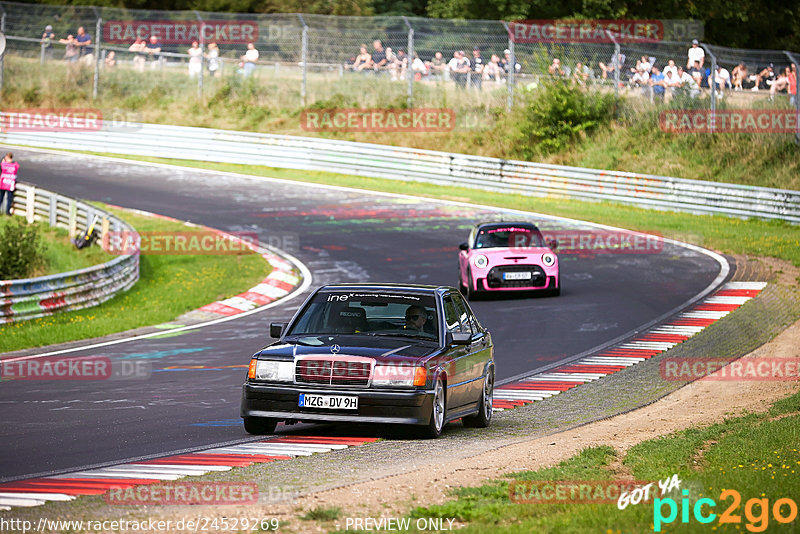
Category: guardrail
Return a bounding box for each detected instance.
[1,122,799,223]
[0,183,139,324]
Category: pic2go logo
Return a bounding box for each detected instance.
[654,489,798,532]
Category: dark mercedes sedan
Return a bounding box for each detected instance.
[241,284,494,438]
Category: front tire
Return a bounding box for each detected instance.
[243,416,277,435]
[463,369,494,428]
[418,378,446,438]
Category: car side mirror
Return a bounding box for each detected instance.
[547,238,558,251]
[448,332,471,345]
[270,322,287,338]
[458,242,469,251]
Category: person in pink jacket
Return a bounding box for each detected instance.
[1,152,20,215]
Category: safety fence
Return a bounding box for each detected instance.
[2,122,797,223]
[0,183,139,324]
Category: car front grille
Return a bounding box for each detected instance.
[295,359,372,387]
[487,264,547,288]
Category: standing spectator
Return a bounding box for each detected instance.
[145,35,162,69]
[470,47,484,89]
[187,41,203,78]
[75,26,93,67]
[59,34,79,63]
[241,42,259,78]
[104,50,116,69]
[352,44,372,72]
[428,52,446,80]
[448,51,470,88]
[687,39,704,69]
[599,52,625,80]
[129,38,147,72]
[484,54,503,83]
[790,64,797,106]
[206,42,220,76]
[40,25,56,61]
[371,40,387,72]
[649,65,666,100]
[0,153,19,216]
[663,59,678,78]
[710,64,731,96]
[548,57,565,77]
[731,63,748,90]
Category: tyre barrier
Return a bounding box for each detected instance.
[0,183,139,324]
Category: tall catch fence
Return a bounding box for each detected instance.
[0,3,797,140]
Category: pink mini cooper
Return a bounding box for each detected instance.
[458,222,560,299]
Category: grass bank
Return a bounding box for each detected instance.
[410,389,800,532]
[5,55,800,190]
[0,204,271,353]
[83,154,800,271]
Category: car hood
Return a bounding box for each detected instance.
[255,335,439,364]
[474,247,553,259]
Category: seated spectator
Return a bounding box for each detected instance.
[752,64,775,91]
[187,41,203,78]
[687,60,703,86]
[709,64,731,95]
[663,68,682,101]
[731,63,748,90]
[411,52,427,80]
[371,40,388,72]
[145,35,162,69]
[500,49,521,76]
[448,50,471,88]
[129,38,147,72]
[663,59,678,78]
[630,55,652,75]
[483,54,503,83]
[572,62,590,87]
[687,39,704,69]
[677,66,700,98]
[241,42,258,78]
[104,50,116,69]
[396,49,409,81]
[649,65,666,100]
[427,51,446,79]
[769,66,792,101]
[59,35,79,63]
[629,65,650,88]
[352,44,372,71]
[599,52,625,80]
[548,57,565,77]
[385,47,397,78]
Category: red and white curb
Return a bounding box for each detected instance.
[0,436,378,510]
[492,281,768,411]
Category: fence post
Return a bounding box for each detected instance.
[0,7,6,93]
[502,22,514,110]
[298,14,308,107]
[785,51,799,146]
[194,11,204,100]
[93,15,101,100]
[702,43,717,134]
[403,16,414,108]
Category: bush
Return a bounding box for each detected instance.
[0,218,47,279]
[513,81,617,158]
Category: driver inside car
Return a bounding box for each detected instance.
[405,305,428,332]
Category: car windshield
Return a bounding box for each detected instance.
[287,291,439,340]
[474,226,543,249]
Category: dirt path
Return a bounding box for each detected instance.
[284,317,800,528]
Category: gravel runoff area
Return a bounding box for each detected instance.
[4,254,799,533]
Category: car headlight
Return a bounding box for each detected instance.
[473,254,489,269]
[249,359,294,382]
[542,253,556,267]
[372,365,426,387]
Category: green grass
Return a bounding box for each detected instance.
[408,390,800,533]
[6,54,800,191]
[0,204,271,353]
[81,154,800,269]
[0,216,113,277]
[301,505,342,521]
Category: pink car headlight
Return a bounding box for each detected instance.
[542,253,556,267]
[473,254,488,269]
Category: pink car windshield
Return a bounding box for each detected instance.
[475,227,543,249]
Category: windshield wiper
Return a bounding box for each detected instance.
[368,332,435,341]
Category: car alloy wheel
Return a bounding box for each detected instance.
[419,378,446,438]
[463,368,493,428]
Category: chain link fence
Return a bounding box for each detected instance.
[0,2,797,140]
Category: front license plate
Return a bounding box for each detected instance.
[299,394,358,410]
[504,271,532,280]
